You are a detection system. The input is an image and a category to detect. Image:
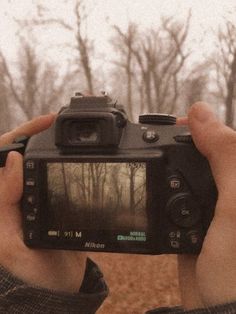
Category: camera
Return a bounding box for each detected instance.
[11,94,218,254]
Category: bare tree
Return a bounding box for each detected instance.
[17,0,95,94]
[112,24,137,120]
[182,60,212,107]
[112,14,191,117]
[0,60,11,133]
[153,16,191,113]
[0,39,70,124]
[73,1,94,93]
[17,40,39,117]
[185,75,208,105]
[213,21,236,127]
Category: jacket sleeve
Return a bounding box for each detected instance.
[0,258,108,314]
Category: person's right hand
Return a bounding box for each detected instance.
[178,102,236,309]
[0,114,87,294]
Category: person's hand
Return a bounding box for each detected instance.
[178,102,236,309]
[0,114,87,293]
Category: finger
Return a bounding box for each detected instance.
[188,102,236,194]
[176,117,189,125]
[0,113,56,146]
[1,151,23,206]
[0,152,23,236]
[178,255,203,309]
[188,102,235,159]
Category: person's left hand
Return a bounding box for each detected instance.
[0,114,87,293]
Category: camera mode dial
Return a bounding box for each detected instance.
[139,113,176,125]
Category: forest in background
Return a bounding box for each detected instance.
[1,2,236,312]
[0,0,236,134]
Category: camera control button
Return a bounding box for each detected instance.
[168,176,182,190]
[26,213,36,222]
[167,230,181,249]
[25,160,36,170]
[142,130,159,143]
[168,230,181,239]
[25,178,36,187]
[170,240,180,249]
[186,230,200,245]
[167,194,201,228]
[139,114,176,125]
[26,195,35,205]
[174,132,193,143]
[25,230,36,241]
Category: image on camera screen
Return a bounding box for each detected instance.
[46,162,147,230]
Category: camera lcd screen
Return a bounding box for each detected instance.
[46,162,147,231]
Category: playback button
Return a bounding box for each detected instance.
[25,160,36,170]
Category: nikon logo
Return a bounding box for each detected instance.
[85,242,105,249]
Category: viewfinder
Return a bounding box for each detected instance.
[69,122,100,145]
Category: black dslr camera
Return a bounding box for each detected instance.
[5,94,218,254]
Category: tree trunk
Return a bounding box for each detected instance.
[225,51,236,127]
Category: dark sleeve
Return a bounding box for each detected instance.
[0,258,108,314]
[146,302,236,314]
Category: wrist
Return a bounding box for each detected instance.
[2,247,87,293]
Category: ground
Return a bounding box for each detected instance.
[89,253,181,314]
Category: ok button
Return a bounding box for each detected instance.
[167,193,201,228]
[180,208,191,216]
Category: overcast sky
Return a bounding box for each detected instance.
[0,0,235,79]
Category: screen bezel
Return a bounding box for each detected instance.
[37,156,163,254]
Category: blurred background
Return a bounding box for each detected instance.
[1,0,236,129]
[1,0,236,313]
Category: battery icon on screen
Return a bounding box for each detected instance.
[48,230,60,237]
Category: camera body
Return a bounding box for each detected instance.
[22,94,217,254]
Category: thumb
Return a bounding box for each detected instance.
[1,151,23,206]
[188,102,236,198]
